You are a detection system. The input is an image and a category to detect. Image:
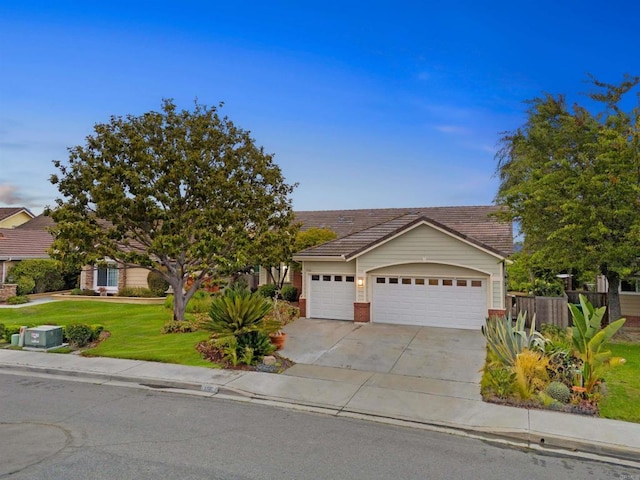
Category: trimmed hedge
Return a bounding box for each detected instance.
[281,285,298,302]
[257,283,278,299]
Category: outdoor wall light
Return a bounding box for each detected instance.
[357,278,364,287]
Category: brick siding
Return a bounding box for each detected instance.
[354,302,371,323]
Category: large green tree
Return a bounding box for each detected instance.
[257,227,337,289]
[496,75,640,321]
[48,100,296,321]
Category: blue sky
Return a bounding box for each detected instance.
[1,1,638,214]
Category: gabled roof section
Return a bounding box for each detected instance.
[0,213,55,260]
[15,213,56,230]
[0,207,34,223]
[294,206,512,260]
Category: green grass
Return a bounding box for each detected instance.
[0,301,213,367]
[599,343,640,423]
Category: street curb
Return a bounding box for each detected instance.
[0,364,250,398]
[2,363,639,469]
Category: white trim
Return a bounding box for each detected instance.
[93,264,119,294]
[363,260,493,277]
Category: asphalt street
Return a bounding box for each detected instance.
[1,373,638,480]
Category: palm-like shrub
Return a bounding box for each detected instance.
[482,311,546,367]
[569,294,626,394]
[201,290,279,337]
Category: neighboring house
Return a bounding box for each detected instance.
[0,213,148,294]
[0,214,54,283]
[0,207,35,228]
[291,206,513,330]
[596,275,640,326]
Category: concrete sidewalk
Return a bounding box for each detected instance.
[0,348,639,467]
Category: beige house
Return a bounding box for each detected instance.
[596,275,640,326]
[79,263,151,294]
[292,206,512,330]
[0,207,35,229]
[0,211,149,295]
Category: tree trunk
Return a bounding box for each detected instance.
[166,274,187,322]
[606,272,622,325]
[173,291,186,321]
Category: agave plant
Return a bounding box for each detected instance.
[568,294,626,394]
[200,289,280,338]
[482,311,546,367]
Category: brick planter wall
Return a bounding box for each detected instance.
[354,302,371,323]
[488,309,506,318]
[298,298,306,317]
[0,284,18,301]
[625,315,640,327]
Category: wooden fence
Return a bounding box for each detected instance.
[510,295,569,328]
[566,291,607,309]
[509,290,609,329]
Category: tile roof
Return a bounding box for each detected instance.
[15,214,56,230]
[294,205,512,259]
[0,227,53,260]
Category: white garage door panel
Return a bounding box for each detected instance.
[373,277,486,329]
[309,274,355,320]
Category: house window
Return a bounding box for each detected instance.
[311,275,320,281]
[621,279,640,293]
[322,275,331,281]
[428,279,438,286]
[96,266,118,288]
[334,275,342,282]
[456,280,467,287]
[415,278,425,285]
[442,279,453,286]
[471,280,482,287]
[389,278,399,284]
[346,276,355,282]
[402,278,412,285]
[376,277,386,284]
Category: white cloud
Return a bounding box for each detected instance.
[434,124,470,135]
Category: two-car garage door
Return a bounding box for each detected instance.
[372,276,487,329]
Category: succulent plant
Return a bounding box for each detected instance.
[482,311,546,367]
[544,381,571,403]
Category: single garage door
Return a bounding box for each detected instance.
[308,274,355,320]
[372,276,487,329]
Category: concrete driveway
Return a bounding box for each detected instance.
[281,318,486,385]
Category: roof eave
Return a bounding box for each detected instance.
[292,254,348,262]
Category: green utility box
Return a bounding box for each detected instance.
[24,326,64,349]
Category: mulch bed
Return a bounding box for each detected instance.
[485,394,599,416]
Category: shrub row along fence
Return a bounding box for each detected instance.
[508,291,608,329]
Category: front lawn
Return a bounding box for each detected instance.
[599,343,640,423]
[0,301,213,367]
